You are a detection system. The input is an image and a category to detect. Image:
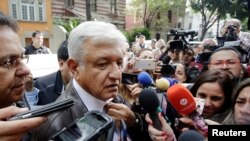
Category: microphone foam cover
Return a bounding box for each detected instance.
[167,84,196,115]
[138,71,153,87]
[139,88,159,113]
[178,130,205,141]
[164,77,179,87]
[156,78,170,91]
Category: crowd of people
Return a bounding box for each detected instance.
[0,11,250,141]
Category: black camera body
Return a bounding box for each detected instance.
[224,25,238,41]
[168,29,197,37]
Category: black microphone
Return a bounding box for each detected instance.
[178,130,205,141]
[139,88,163,130]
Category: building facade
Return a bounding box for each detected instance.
[0,0,127,53]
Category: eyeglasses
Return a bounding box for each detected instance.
[209,59,240,67]
[0,54,29,70]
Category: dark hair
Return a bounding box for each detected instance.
[222,78,250,124]
[190,69,234,113]
[209,47,241,63]
[0,12,18,32]
[32,30,42,38]
[232,78,250,107]
[57,40,69,61]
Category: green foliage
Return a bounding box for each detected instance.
[191,0,249,23]
[123,27,151,43]
[53,18,81,36]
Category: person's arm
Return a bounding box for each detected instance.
[0,106,47,141]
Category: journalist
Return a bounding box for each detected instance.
[221,18,250,63]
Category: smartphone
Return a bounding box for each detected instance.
[9,98,74,121]
[122,72,138,85]
[134,59,156,70]
[52,111,114,141]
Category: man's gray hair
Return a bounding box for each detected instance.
[68,21,127,62]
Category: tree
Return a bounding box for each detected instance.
[131,0,175,29]
[54,18,80,38]
[86,0,91,21]
[190,0,249,40]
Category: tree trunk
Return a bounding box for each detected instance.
[86,0,91,21]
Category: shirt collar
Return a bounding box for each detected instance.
[72,79,108,112]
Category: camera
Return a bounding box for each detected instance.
[160,64,176,77]
[224,25,238,41]
[169,40,184,50]
[168,29,197,37]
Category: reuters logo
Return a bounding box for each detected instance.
[180,98,188,105]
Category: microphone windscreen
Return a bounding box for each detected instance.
[178,130,205,141]
[138,71,153,87]
[139,88,159,113]
[166,84,196,115]
[164,77,179,87]
[156,78,170,91]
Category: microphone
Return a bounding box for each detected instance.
[166,84,208,134]
[178,130,205,141]
[137,71,154,87]
[155,78,170,91]
[163,77,179,87]
[139,88,163,130]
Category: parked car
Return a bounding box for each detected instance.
[26,54,59,79]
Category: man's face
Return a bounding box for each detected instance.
[32,33,43,48]
[74,41,123,101]
[0,27,30,108]
[209,50,241,78]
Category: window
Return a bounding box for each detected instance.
[110,0,117,14]
[90,0,97,12]
[11,3,17,19]
[10,0,45,22]
[21,0,35,21]
[65,0,74,7]
[38,1,44,21]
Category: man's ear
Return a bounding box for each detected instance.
[67,59,78,77]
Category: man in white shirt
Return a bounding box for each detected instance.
[33,21,144,141]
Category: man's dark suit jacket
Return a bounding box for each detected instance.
[35,70,64,105]
[32,81,149,141]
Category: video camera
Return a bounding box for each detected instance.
[168,29,197,39]
[167,29,198,52]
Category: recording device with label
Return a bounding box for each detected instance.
[167,84,208,134]
[52,111,114,141]
[8,98,74,121]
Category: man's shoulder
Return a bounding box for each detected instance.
[35,71,58,83]
[240,31,250,38]
[25,45,36,54]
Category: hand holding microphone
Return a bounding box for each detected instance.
[139,88,163,130]
[145,113,176,141]
[166,84,208,135]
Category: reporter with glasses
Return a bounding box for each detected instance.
[208,47,247,84]
[0,12,47,141]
